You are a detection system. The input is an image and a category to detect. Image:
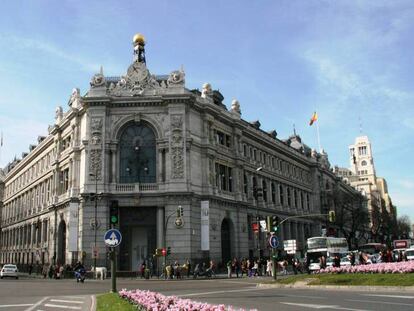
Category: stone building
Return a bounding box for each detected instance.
[1,34,362,271]
[335,135,396,241]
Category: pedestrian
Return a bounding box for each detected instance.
[226,259,232,278]
[232,258,240,278]
[241,258,247,277]
[28,263,33,275]
[185,259,191,278]
[266,259,273,277]
[252,260,259,276]
[291,257,297,275]
[139,262,146,278]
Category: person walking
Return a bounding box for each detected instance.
[266,259,273,277]
[226,259,232,278]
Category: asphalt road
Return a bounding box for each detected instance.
[0,275,413,311]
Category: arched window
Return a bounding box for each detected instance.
[361,160,367,166]
[119,123,156,183]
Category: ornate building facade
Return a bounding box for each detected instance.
[335,135,396,242]
[0,34,365,271]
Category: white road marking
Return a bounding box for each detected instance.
[361,294,414,299]
[280,302,371,311]
[44,304,81,310]
[0,304,33,308]
[348,299,413,306]
[50,299,84,304]
[25,297,49,311]
[177,287,325,300]
[177,287,259,297]
[90,295,96,311]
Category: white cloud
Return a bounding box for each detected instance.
[398,180,414,190]
[0,33,101,73]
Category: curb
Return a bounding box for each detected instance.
[257,282,414,292]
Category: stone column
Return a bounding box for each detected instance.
[156,206,165,248]
[111,148,117,183]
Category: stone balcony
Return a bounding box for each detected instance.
[110,183,159,194]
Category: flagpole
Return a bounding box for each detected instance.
[315,117,322,152]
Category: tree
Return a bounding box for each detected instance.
[396,215,411,239]
[332,188,370,250]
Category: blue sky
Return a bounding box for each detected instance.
[0,0,413,222]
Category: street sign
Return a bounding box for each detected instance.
[259,220,267,232]
[269,235,279,248]
[104,229,122,247]
[284,239,297,254]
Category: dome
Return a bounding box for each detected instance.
[133,33,145,45]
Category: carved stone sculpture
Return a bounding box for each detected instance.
[167,70,185,86]
[201,83,213,98]
[230,99,241,115]
[55,106,63,124]
[69,88,82,109]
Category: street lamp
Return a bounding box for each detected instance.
[89,170,102,279]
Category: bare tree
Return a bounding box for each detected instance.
[396,215,412,239]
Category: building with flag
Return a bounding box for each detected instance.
[0,34,368,272]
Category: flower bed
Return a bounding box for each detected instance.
[119,289,257,311]
[315,261,414,274]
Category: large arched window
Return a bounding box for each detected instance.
[119,123,156,183]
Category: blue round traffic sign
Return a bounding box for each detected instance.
[104,229,122,247]
[269,235,279,249]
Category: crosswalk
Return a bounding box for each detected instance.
[30,295,93,311]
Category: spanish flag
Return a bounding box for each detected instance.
[309,112,318,126]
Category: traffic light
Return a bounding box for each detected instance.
[267,215,279,232]
[154,248,161,256]
[167,246,171,256]
[176,206,184,217]
[110,200,119,226]
[328,210,336,223]
[161,248,166,256]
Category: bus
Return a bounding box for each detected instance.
[306,237,348,271]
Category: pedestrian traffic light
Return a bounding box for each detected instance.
[167,246,171,256]
[176,206,184,217]
[161,248,166,256]
[328,210,336,223]
[110,201,119,225]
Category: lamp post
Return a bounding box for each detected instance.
[89,170,98,279]
[255,167,263,259]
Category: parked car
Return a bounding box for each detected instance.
[0,264,19,279]
[405,249,414,261]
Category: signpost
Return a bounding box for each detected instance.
[268,234,278,280]
[104,229,122,293]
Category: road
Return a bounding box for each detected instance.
[0,275,413,310]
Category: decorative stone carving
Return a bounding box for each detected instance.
[90,118,103,146]
[91,118,103,133]
[171,115,183,130]
[55,106,63,124]
[89,150,102,180]
[108,61,162,97]
[201,83,213,98]
[69,88,82,109]
[230,99,241,115]
[170,114,184,179]
[90,73,106,88]
[167,70,185,86]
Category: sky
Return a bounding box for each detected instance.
[0,0,413,222]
